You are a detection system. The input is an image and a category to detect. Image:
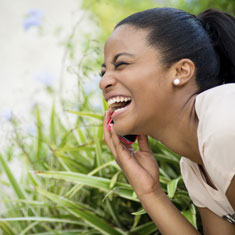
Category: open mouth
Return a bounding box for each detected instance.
[108,96,132,113]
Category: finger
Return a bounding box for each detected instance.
[110,125,147,184]
[124,143,134,152]
[110,125,133,161]
[103,110,117,157]
[110,124,122,151]
[137,135,151,152]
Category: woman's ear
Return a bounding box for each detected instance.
[172,59,196,86]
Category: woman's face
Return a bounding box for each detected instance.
[99,25,174,137]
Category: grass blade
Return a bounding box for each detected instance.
[129,221,157,234]
[181,204,197,228]
[0,153,26,200]
[0,217,83,225]
[0,221,15,235]
[92,127,103,176]
[131,208,146,216]
[35,171,138,201]
[19,221,39,235]
[37,188,125,235]
[35,105,43,160]
[65,160,120,198]
[67,110,103,120]
[26,229,84,235]
[49,99,56,144]
[167,176,182,198]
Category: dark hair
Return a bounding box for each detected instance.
[115,8,235,93]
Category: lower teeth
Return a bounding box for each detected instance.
[114,107,126,113]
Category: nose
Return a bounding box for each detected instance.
[99,73,116,91]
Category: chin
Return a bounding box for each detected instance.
[113,125,128,137]
[113,120,137,137]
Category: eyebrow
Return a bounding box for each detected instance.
[101,52,135,68]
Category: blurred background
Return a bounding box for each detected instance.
[0,0,234,234]
[0,0,99,149]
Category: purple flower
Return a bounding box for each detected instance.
[33,70,55,86]
[23,9,44,31]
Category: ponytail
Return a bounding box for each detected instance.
[197,9,235,84]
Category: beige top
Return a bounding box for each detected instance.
[180,84,235,218]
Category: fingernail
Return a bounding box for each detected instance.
[110,123,113,131]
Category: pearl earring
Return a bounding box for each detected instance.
[173,78,180,85]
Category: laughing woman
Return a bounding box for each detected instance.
[100,8,235,234]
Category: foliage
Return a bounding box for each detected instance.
[2,0,233,234]
[82,0,234,42]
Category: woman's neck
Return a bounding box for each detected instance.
[150,93,203,165]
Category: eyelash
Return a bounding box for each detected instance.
[99,71,104,77]
[115,62,128,68]
[99,62,129,77]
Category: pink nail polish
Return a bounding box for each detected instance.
[107,117,112,132]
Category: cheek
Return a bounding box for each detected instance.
[133,81,161,121]
[134,79,159,107]
[133,90,158,121]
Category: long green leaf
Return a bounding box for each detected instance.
[0,178,10,186]
[53,151,90,174]
[102,96,108,112]
[131,208,146,215]
[167,176,182,198]
[19,221,39,235]
[37,188,125,235]
[35,105,43,160]
[129,221,158,234]
[0,153,26,200]
[65,160,120,198]
[0,221,15,235]
[1,199,47,207]
[181,204,197,229]
[131,214,141,230]
[59,144,95,153]
[92,127,103,176]
[77,127,86,143]
[67,110,103,120]
[35,171,138,201]
[154,153,179,164]
[0,153,37,221]
[110,171,121,189]
[0,217,83,225]
[49,99,56,144]
[27,230,84,235]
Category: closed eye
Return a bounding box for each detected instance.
[115,62,129,69]
[99,62,129,78]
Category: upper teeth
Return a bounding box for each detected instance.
[108,97,131,105]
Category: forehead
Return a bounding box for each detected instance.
[104,25,150,57]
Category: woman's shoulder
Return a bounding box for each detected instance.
[195,84,235,134]
[196,83,235,108]
[195,84,235,193]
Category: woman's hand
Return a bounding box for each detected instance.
[103,109,161,198]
